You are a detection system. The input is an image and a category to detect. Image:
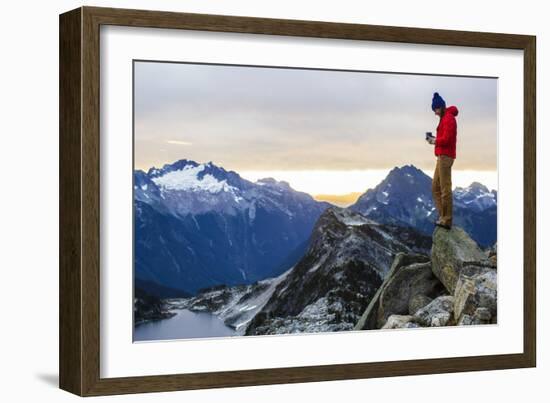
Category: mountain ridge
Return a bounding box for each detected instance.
[134,158,332,295]
[134,159,497,298]
[349,165,497,247]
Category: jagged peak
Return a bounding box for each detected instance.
[377,165,432,192]
[466,181,490,193]
[146,158,234,178]
[388,164,425,177]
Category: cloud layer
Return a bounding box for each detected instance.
[134,61,497,174]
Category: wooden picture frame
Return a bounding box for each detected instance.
[59,6,536,396]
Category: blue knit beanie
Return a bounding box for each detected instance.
[431,92,446,111]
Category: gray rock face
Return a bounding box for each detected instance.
[380,295,455,329]
[409,294,433,315]
[454,263,497,324]
[413,295,455,327]
[431,226,488,294]
[457,307,493,326]
[376,262,446,327]
[355,225,498,331]
[354,253,446,330]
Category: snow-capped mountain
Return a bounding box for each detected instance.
[454,182,497,212]
[134,159,332,296]
[349,165,497,247]
[243,207,432,335]
[136,160,253,216]
[350,165,435,232]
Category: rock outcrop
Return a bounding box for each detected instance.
[355,225,497,331]
[413,295,455,327]
[354,253,445,330]
[408,294,433,315]
[431,226,487,294]
[453,262,497,324]
[245,207,432,335]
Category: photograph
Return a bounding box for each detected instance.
[132,60,498,342]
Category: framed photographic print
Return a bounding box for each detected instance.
[59,6,536,396]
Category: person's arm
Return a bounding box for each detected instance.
[435,118,456,148]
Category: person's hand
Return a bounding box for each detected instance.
[427,137,436,145]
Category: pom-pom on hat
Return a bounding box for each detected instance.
[431,92,446,111]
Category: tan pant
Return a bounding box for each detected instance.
[432,155,454,226]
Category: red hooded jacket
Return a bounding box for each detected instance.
[434,105,459,159]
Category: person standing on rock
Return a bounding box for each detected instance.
[427,92,459,230]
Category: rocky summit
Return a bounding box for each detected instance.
[355,225,497,330]
[242,206,432,335]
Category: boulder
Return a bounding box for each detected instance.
[457,307,493,326]
[356,227,498,331]
[431,226,488,294]
[413,295,455,327]
[408,294,433,315]
[473,307,492,323]
[453,263,497,323]
[381,315,419,329]
[354,253,437,330]
[375,261,446,327]
[354,252,430,330]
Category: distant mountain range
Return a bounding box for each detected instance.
[134,159,330,296]
[349,165,497,247]
[134,160,497,297]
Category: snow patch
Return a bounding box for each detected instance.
[248,202,256,221]
[341,216,372,226]
[332,208,376,226]
[308,253,329,273]
[152,164,237,194]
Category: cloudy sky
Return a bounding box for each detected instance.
[134,61,497,197]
